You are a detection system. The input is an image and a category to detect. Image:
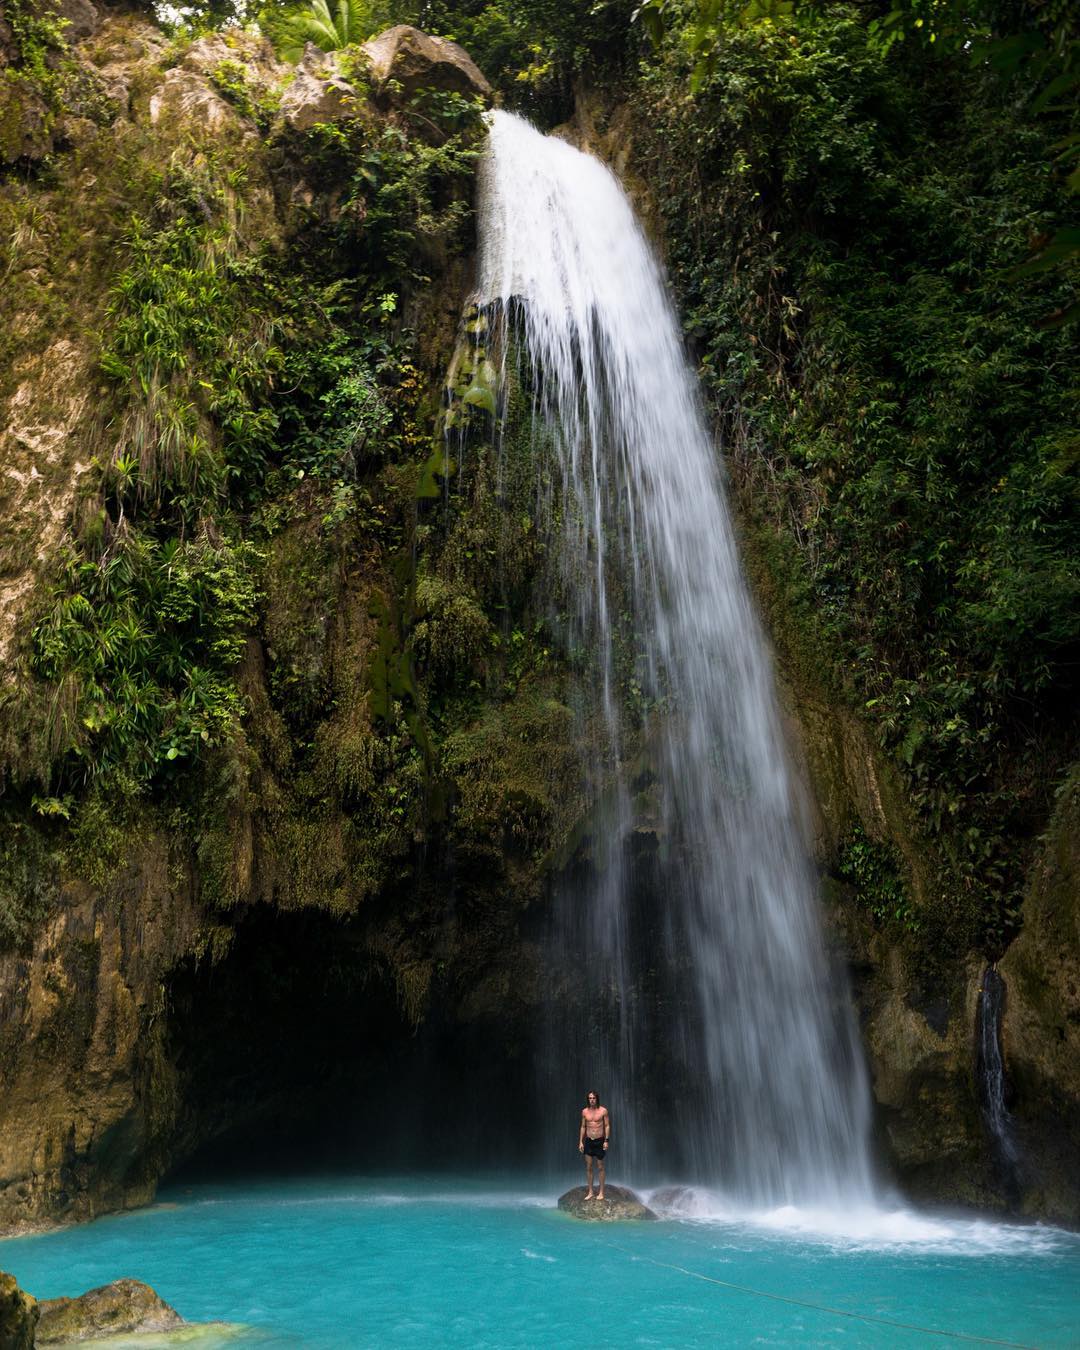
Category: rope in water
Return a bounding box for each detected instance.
[604,1242,1038,1348]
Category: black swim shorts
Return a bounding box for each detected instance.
[583,1136,607,1159]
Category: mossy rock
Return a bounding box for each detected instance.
[0,72,52,163]
[37,1278,182,1343]
[557,1185,657,1221]
[0,1270,37,1350]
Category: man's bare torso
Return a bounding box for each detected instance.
[582,1105,608,1139]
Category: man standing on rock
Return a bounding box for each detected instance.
[578,1090,610,1201]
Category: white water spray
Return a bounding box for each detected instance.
[475,111,874,1205]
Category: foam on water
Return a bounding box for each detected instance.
[745,1204,1068,1256]
[643,1184,1070,1255]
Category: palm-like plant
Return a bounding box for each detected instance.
[274,0,373,62]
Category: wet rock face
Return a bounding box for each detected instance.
[362,24,491,105]
[558,1185,658,1221]
[0,1270,38,1349]
[0,839,200,1233]
[999,769,1080,1225]
[36,1278,182,1344]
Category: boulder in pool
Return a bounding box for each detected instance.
[558,1185,657,1221]
[36,1278,183,1343]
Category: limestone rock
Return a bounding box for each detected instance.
[148,67,247,136]
[183,31,283,81]
[51,0,100,43]
[361,24,491,105]
[279,47,359,132]
[0,1271,38,1350]
[0,336,97,669]
[37,1278,183,1344]
[0,836,202,1231]
[78,15,170,117]
[558,1185,657,1221]
[0,73,52,163]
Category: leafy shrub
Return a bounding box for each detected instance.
[33,530,262,786]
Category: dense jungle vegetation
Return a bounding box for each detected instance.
[0,0,1076,966]
[626,0,1079,954]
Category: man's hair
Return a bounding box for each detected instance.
[586,1089,599,1103]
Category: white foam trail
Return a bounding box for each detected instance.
[641,1185,1074,1256]
[476,109,874,1206]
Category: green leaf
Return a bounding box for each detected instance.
[31,795,72,819]
[1030,71,1080,116]
[972,32,1045,75]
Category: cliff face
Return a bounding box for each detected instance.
[0,5,1076,1233]
[999,771,1080,1223]
[774,654,1080,1222]
[0,5,577,1229]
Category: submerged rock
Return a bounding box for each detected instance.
[37,1279,183,1344]
[557,1185,657,1221]
[0,1270,38,1349]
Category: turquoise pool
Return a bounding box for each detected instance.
[4,1176,1078,1347]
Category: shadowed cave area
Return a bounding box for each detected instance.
[162,905,550,1182]
[162,835,703,1186]
[161,829,863,1191]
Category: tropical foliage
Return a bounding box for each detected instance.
[260,0,383,60]
[634,2,1078,949]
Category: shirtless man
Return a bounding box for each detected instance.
[578,1090,610,1201]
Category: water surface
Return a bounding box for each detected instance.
[5,1175,1077,1347]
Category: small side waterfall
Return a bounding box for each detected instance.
[473,111,875,1205]
[977,966,1019,1175]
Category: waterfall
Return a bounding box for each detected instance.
[473,110,874,1205]
[977,966,1019,1175]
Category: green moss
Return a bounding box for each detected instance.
[412,569,491,679]
[0,815,59,951]
[263,518,336,726]
[442,676,580,865]
[63,792,138,892]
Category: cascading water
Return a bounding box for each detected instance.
[977,966,1019,1176]
[473,111,874,1205]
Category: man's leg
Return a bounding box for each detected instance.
[584,1156,595,1199]
[597,1156,606,1201]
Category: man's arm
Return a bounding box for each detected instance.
[603,1108,610,1147]
[579,1110,586,1152]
